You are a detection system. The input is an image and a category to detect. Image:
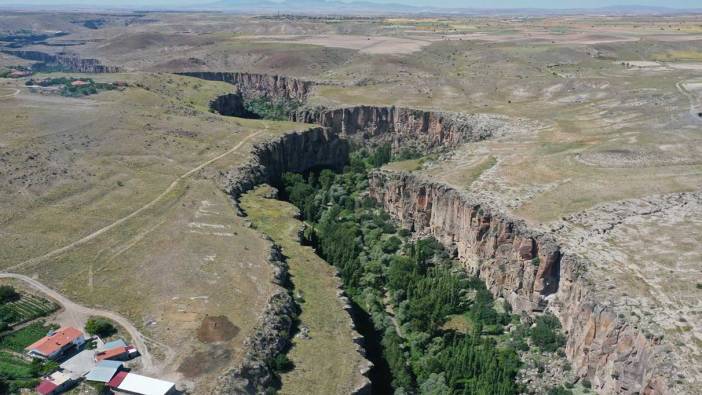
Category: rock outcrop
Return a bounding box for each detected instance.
[2,50,121,73]
[292,106,512,152]
[178,71,315,101]
[213,127,365,394]
[209,92,261,119]
[216,127,348,201]
[367,171,669,395]
[217,245,296,394]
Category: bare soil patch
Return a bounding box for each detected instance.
[197,315,240,343]
[177,348,232,378]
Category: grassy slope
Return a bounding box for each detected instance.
[0,73,307,390]
[240,185,365,395]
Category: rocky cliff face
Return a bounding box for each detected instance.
[292,106,513,152]
[367,171,669,395]
[2,50,120,73]
[209,92,260,119]
[217,245,296,394]
[213,127,374,394]
[215,127,348,200]
[178,71,314,101]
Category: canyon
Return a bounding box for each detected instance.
[3,10,701,394]
[199,74,676,394]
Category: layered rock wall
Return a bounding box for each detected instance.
[216,127,348,200]
[367,171,668,395]
[2,50,120,73]
[214,127,374,394]
[292,106,502,152]
[178,71,314,101]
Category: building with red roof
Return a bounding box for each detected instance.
[25,327,85,360]
[95,346,130,362]
[36,380,58,395]
[108,371,129,389]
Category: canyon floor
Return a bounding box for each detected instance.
[0,10,700,395]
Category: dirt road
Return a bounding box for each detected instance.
[676,80,701,122]
[0,88,20,98]
[0,273,156,370]
[7,130,262,272]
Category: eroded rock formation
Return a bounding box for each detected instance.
[2,50,121,73]
[292,106,513,152]
[198,71,672,394]
[213,127,372,394]
[217,245,296,394]
[367,171,669,395]
[179,71,314,101]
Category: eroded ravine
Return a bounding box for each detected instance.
[196,71,673,394]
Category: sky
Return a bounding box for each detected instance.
[5,0,701,9]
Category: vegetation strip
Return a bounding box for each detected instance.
[276,146,569,394]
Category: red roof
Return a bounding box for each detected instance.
[26,327,83,357]
[107,371,128,388]
[36,380,58,395]
[96,346,129,361]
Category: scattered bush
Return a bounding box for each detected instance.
[529,314,566,353]
[0,286,19,304]
[269,353,294,373]
[85,317,117,338]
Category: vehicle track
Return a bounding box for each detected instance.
[676,79,701,122]
[0,88,20,98]
[0,273,159,370]
[6,130,262,272]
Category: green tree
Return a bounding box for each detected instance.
[0,286,20,304]
[85,317,117,338]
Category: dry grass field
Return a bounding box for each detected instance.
[0,72,306,391]
[240,185,368,395]
[1,10,701,393]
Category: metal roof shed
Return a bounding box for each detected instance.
[102,339,127,350]
[117,373,176,395]
[85,360,123,383]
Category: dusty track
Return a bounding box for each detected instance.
[0,88,20,98]
[676,80,701,122]
[7,130,262,272]
[0,273,156,370]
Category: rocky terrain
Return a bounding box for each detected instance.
[1,9,701,395]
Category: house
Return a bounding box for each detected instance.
[70,80,90,87]
[110,373,176,395]
[85,360,123,383]
[35,372,75,395]
[26,327,85,360]
[95,346,130,362]
[95,344,138,362]
[101,338,127,351]
[9,70,31,78]
[35,380,59,395]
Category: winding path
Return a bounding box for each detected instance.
[1,129,264,374]
[0,273,156,370]
[6,130,262,272]
[675,80,701,122]
[0,88,20,98]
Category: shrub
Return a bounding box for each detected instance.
[85,318,117,338]
[0,286,20,304]
[547,386,573,395]
[270,353,294,373]
[529,314,566,353]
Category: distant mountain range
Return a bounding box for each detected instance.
[2,0,701,16]
[184,1,702,16]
